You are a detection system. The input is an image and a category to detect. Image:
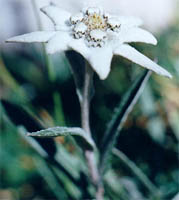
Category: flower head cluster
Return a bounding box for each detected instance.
[70,7,121,47]
[6,5,172,80]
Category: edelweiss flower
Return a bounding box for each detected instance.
[6,5,172,80]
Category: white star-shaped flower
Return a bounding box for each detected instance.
[6,5,172,80]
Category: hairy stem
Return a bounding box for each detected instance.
[81,62,93,135]
[81,62,104,200]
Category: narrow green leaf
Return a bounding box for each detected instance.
[53,92,66,126]
[104,170,130,200]
[52,164,82,200]
[18,126,49,158]
[140,84,165,143]
[1,100,57,158]
[1,101,79,185]
[100,70,152,174]
[28,126,96,150]
[112,148,161,198]
[18,125,82,188]
[34,157,68,200]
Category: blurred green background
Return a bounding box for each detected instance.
[0,1,179,200]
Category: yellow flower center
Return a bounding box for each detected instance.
[84,13,107,30]
[70,7,121,47]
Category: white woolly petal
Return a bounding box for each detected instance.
[117,16,143,28]
[114,44,172,78]
[69,38,90,59]
[118,27,157,45]
[6,31,56,43]
[46,31,71,54]
[41,5,71,26]
[70,39,113,79]
[88,47,113,79]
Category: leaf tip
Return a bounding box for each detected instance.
[27,132,37,137]
[26,132,32,136]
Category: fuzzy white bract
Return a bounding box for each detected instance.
[6,5,172,80]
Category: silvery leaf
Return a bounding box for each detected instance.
[28,126,96,150]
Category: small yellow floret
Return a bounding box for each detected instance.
[84,13,107,30]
